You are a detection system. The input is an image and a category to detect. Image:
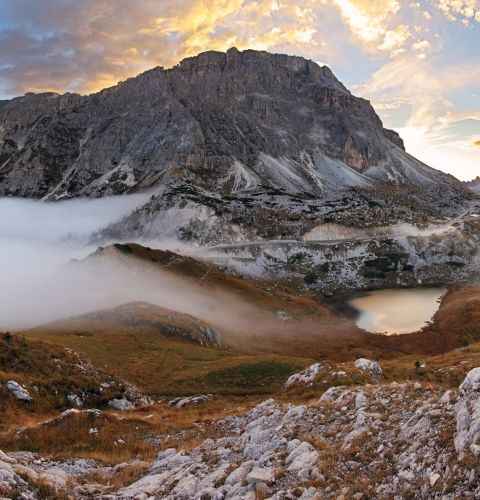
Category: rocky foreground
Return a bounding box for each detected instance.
[2,363,480,499]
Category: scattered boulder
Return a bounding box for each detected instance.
[459,367,480,393]
[6,380,32,401]
[67,394,83,407]
[299,487,320,499]
[168,394,210,408]
[454,368,480,455]
[285,363,323,388]
[286,441,320,479]
[355,391,367,409]
[440,389,452,405]
[276,310,292,321]
[246,466,276,485]
[108,398,134,411]
[0,455,28,492]
[354,358,382,377]
[225,461,254,485]
[429,472,440,487]
[319,386,348,403]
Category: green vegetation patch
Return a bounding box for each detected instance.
[203,360,303,394]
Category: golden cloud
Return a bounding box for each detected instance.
[1,0,329,97]
[436,0,480,23]
[332,0,409,54]
[0,0,466,101]
[473,140,480,148]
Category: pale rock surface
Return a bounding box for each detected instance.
[6,380,32,401]
[454,368,480,455]
[108,398,134,411]
[2,376,480,497]
[168,394,210,408]
[354,358,383,377]
[285,363,323,388]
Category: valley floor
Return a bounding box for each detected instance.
[2,260,480,498]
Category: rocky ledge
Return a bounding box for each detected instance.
[2,367,480,498]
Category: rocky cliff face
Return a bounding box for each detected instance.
[0,48,459,199]
[0,48,470,251]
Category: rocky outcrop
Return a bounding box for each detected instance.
[454,367,480,455]
[464,177,480,196]
[354,358,383,377]
[0,48,408,198]
[79,301,222,347]
[5,380,32,401]
[0,50,467,223]
[108,398,134,411]
[285,363,324,388]
[3,374,480,498]
[168,395,210,408]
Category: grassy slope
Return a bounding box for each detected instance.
[26,320,312,396]
[22,273,480,401]
[0,333,137,430]
[0,396,261,465]
[6,286,480,466]
[4,340,480,466]
[75,244,474,362]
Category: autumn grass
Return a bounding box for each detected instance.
[0,396,260,465]
[0,332,132,428]
[107,462,150,491]
[25,322,310,396]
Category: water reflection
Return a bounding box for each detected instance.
[348,287,447,335]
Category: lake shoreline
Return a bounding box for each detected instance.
[324,285,448,335]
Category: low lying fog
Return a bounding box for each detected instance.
[0,195,270,334]
[0,195,151,330]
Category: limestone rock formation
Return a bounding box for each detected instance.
[0,50,467,232]
[6,380,32,402]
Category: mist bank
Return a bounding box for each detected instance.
[0,195,151,329]
[0,196,278,333]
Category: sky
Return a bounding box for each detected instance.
[0,0,479,180]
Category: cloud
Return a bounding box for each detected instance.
[359,55,480,129]
[474,139,480,147]
[357,54,480,179]
[412,39,431,52]
[357,56,450,128]
[378,24,412,54]
[0,0,438,97]
[0,0,327,97]
[332,0,400,44]
[396,125,480,180]
[0,196,287,336]
[434,0,480,23]
[0,194,150,328]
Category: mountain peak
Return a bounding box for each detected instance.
[0,47,463,212]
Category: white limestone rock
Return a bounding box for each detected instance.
[460,367,480,394]
[285,363,323,388]
[354,358,382,376]
[225,461,254,485]
[286,441,320,480]
[355,391,367,409]
[108,398,134,411]
[440,390,452,405]
[168,394,210,408]
[453,369,480,456]
[67,394,83,407]
[6,380,32,401]
[454,397,480,454]
[247,466,276,485]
